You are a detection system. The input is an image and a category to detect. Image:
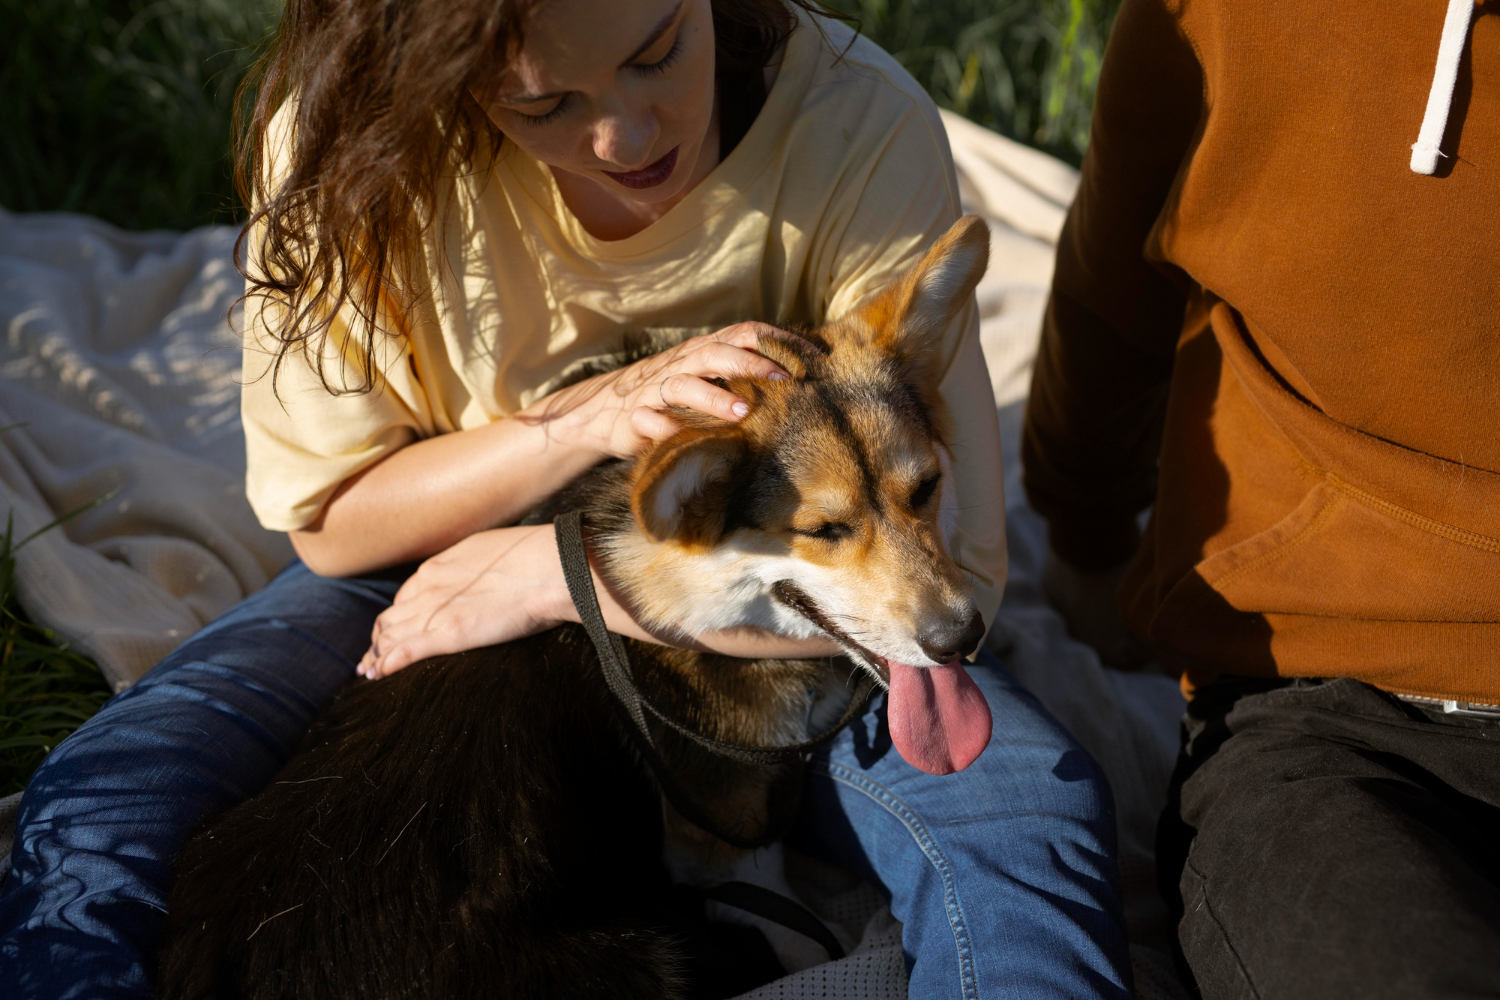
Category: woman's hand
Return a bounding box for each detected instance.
[358,524,573,679]
[520,322,792,460]
[292,323,798,579]
[359,518,843,679]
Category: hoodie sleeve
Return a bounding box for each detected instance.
[1020,0,1206,571]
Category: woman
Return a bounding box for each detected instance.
[0,1,1132,996]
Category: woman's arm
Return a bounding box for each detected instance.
[291,411,598,577]
[291,323,791,577]
[357,522,841,678]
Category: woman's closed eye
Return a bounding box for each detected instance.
[633,35,684,77]
[509,32,680,127]
[516,96,572,126]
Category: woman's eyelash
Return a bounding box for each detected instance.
[518,96,571,126]
[515,34,681,125]
[635,37,684,76]
[515,37,679,126]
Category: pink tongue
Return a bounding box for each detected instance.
[886,661,993,775]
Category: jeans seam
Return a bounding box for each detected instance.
[1183,854,1262,1000]
[814,760,979,1000]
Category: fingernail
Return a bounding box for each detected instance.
[768,371,788,382]
[732,401,750,418]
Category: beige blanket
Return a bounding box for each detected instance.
[0,113,1187,998]
[0,216,293,691]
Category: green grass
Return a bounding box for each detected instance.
[0,0,1117,237]
[0,0,1120,795]
[0,513,115,797]
[827,0,1119,163]
[0,0,279,231]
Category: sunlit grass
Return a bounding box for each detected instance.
[827,0,1119,162]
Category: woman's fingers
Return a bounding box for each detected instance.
[690,338,789,382]
[712,321,817,362]
[361,572,475,678]
[713,320,794,352]
[358,524,573,680]
[363,631,444,679]
[631,405,681,441]
[362,600,479,678]
[637,333,798,426]
[659,371,750,422]
[557,323,809,458]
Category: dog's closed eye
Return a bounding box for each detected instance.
[909,473,940,510]
[795,521,853,542]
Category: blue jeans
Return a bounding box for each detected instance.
[0,560,1131,998]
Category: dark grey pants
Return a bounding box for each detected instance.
[1157,677,1500,1000]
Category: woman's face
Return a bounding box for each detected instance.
[477,0,718,209]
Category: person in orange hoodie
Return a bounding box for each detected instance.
[1025,0,1499,995]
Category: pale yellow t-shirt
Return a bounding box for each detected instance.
[242,12,1008,626]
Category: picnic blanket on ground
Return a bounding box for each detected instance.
[0,112,1188,999]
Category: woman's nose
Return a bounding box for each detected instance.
[592,112,658,170]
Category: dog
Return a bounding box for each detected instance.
[158,215,993,1000]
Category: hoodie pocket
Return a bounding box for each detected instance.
[1152,477,1500,643]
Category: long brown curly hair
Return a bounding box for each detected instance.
[237,0,827,397]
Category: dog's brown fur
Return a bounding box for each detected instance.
[158,216,991,1000]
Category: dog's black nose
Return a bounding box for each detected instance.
[918,609,985,664]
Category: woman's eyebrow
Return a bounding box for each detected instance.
[497,2,685,105]
[620,1,684,67]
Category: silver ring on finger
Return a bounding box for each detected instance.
[658,376,671,408]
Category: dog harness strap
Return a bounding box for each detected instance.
[554,509,654,743]
[554,512,873,959]
[553,509,877,850]
[556,509,778,849]
[553,511,876,767]
[700,881,847,962]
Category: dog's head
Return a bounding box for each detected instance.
[610,216,991,679]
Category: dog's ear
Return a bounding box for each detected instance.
[848,215,990,385]
[631,429,750,545]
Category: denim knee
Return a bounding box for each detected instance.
[0,560,405,1000]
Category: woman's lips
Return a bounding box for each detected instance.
[602,147,679,190]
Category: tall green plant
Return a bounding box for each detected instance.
[0,509,114,797]
[0,0,281,231]
[824,0,1119,163]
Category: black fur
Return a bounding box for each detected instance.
[158,464,828,1000]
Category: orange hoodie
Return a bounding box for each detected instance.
[1023,0,1500,702]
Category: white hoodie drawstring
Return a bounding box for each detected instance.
[1411,0,1478,174]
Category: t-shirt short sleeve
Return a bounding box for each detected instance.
[240,296,427,532]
